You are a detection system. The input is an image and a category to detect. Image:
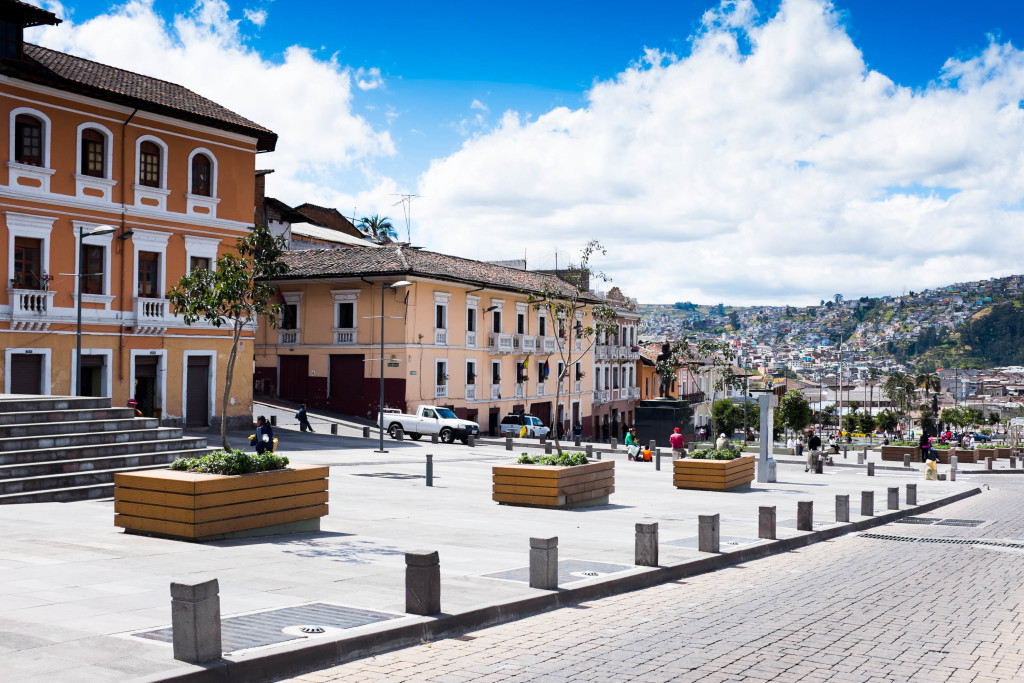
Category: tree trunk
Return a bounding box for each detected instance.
[221,320,242,450]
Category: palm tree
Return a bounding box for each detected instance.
[883,371,915,432]
[358,215,398,244]
[833,293,844,306]
[915,372,941,399]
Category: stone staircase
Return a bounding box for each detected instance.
[0,396,211,504]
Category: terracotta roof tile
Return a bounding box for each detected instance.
[18,43,276,151]
[272,246,602,301]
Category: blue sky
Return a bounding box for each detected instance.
[33,0,1024,304]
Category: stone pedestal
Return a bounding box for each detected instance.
[170,578,221,664]
[867,462,875,476]
[906,483,917,505]
[530,537,558,590]
[698,514,720,553]
[861,491,874,517]
[836,495,850,522]
[887,487,899,510]
[759,506,776,539]
[903,454,911,467]
[797,501,813,531]
[756,392,778,483]
[505,436,512,451]
[635,523,658,567]
[405,551,441,615]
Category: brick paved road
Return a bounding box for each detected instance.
[283,477,1024,682]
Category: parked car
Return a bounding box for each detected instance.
[499,414,550,439]
[969,432,991,442]
[379,405,480,444]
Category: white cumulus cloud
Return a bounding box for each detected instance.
[243,8,266,27]
[415,0,1024,305]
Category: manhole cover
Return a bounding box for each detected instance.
[483,560,633,585]
[134,603,401,653]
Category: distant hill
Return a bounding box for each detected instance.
[958,301,1024,366]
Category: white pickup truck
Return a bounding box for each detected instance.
[379,405,481,444]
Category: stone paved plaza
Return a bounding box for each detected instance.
[0,406,1007,681]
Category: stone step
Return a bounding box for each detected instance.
[0,427,184,452]
[0,482,115,505]
[0,448,212,481]
[0,396,112,414]
[0,437,209,466]
[0,407,136,426]
[0,461,198,496]
[0,418,159,439]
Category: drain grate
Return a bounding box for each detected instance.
[483,559,633,585]
[351,472,425,480]
[893,517,942,525]
[134,603,400,653]
[861,534,1024,550]
[935,519,986,527]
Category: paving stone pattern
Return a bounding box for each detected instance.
[284,477,1024,683]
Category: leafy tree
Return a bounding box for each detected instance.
[528,240,617,456]
[842,413,858,434]
[989,412,1001,425]
[875,409,899,433]
[358,215,398,244]
[858,412,876,434]
[915,372,941,400]
[168,225,289,449]
[779,390,812,436]
[711,399,744,439]
[833,293,844,306]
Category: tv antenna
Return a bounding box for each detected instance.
[391,193,420,244]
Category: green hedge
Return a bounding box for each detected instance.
[517,451,589,466]
[689,448,741,461]
[169,449,290,475]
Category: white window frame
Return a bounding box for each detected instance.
[490,298,504,333]
[9,106,53,166]
[129,348,167,421]
[8,107,55,193]
[185,147,221,217]
[4,347,52,394]
[181,350,218,427]
[435,359,448,386]
[134,135,171,211]
[70,348,113,398]
[6,212,54,290]
[72,220,115,309]
[74,122,116,202]
[331,289,359,344]
[132,228,171,299]
[184,235,220,273]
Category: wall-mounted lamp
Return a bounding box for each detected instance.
[484,305,499,313]
[118,230,134,241]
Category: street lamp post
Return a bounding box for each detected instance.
[376,280,412,453]
[76,224,117,396]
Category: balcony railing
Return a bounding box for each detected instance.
[135,297,171,335]
[541,337,557,354]
[7,288,56,331]
[333,327,356,344]
[490,384,502,399]
[611,388,620,401]
[489,333,514,354]
[574,339,582,352]
[595,346,608,360]
[536,382,546,397]
[515,334,537,353]
[466,384,476,400]
[435,384,448,398]
[575,380,582,393]
[466,331,477,347]
[595,390,609,404]
[278,329,299,345]
[435,328,448,345]
[515,383,524,398]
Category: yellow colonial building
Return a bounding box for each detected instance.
[255,246,601,437]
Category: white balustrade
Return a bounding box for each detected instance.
[8,288,55,331]
[489,333,514,353]
[435,384,448,398]
[134,297,171,335]
[515,383,524,398]
[333,327,356,344]
[490,384,502,399]
[466,384,476,400]
[466,331,477,347]
[434,328,448,345]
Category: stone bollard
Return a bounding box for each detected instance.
[904,453,911,468]
[425,454,433,487]
[635,522,659,567]
[1012,456,1017,469]
[698,514,720,553]
[505,436,513,451]
[575,436,582,447]
[857,452,864,465]
[540,433,547,444]
[468,435,475,447]
[655,448,661,471]
[405,551,441,615]
[545,442,553,455]
[797,501,813,531]
[362,426,370,438]
[906,483,917,505]
[759,506,776,539]
[432,434,439,445]
[529,537,558,590]
[887,487,899,510]
[611,438,617,450]
[649,440,657,456]
[867,462,875,476]
[986,457,993,471]
[170,578,221,664]
[843,446,848,460]
[836,495,850,523]
[950,467,956,481]
[396,427,404,441]
[331,423,338,435]
[270,415,277,426]
[585,444,594,460]
[861,491,874,517]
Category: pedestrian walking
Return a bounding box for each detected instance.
[296,404,314,432]
[670,427,686,458]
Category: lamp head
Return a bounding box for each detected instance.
[388,280,412,289]
[83,224,117,237]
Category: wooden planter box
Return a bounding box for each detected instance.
[673,455,754,491]
[881,445,919,462]
[993,447,1012,459]
[114,464,329,542]
[492,460,614,509]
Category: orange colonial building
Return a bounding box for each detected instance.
[0,2,275,428]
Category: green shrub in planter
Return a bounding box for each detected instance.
[689,448,740,461]
[517,451,589,466]
[169,449,289,475]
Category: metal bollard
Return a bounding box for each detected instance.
[432,434,439,444]
[505,436,512,451]
[586,444,594,460]
[906,483,917,505]
[529,537,558,590]
[575,436,581,447]
[861,491,874,517]
[540,433,546,444]
[170,578,221,664]
[836,494,850,523]
[857,452,864,465]
[698,514,720,553]
[904,453,911,467]
[887,487,899,510]
[331,423,338,435]
[468,435,475,447]
[396,427,404,441]
[405,551,441,615]
[545,442,552,455]
[362,426,370,438]
[797,501,813,531]
[867,462,875,476]
[863,446,868,461]
[635,522,658,567]
[759,506,776,539]
[655,448,661,471]
[270,415,277,426]
[1012,456,1018,469]
[426,453,433,487]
